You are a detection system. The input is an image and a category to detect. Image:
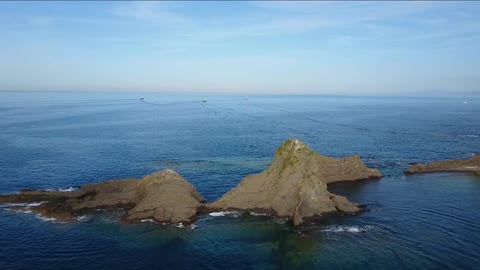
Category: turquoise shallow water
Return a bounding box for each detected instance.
[0,92,479,269]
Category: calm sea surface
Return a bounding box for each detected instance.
[0,92,479,269]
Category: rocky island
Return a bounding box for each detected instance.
[405,154,480,175]
[208,138,382,225]
[0,169,205,224]
[0,138,382,226]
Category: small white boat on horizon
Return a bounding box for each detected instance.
[202,98,207,103]
[139,96,144,102]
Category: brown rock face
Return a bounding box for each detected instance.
[0,170,204,224]
[208,138,382,225]
[126,169,205,223]
[405,154,480,175]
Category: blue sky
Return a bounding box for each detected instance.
[0,1,479,95]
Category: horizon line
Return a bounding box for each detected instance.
[0,89,478,99]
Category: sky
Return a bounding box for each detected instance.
[0,1,479,96]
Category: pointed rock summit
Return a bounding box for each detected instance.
[127,169,205,223]
[208,138,382,225]
[405,154,480,175]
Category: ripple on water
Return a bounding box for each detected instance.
[1,94,480,269]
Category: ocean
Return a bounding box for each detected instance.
[0,91,479,269]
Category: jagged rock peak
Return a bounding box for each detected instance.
[274,138,310,157]
[137,169,184,195]
[269,138,382,183]
[127,169,205,224]
[208,138,382,225]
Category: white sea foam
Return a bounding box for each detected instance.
[274,218,288,224]
[462,135,479,138]
[141,218,155,223]
[190,224,198,230]
[320,225,373,233]
[209,211,241,217]
[27,202,45,207]
[0,203,29,208]
[76,215,87,221]
[1,202,45,208]
[249,212,269,216]
[1,202,44,215]
[60,187,78,192]
[175,223,185,228]
[45,187,78,192]
[35,214,65,223]
[11,209,33,214]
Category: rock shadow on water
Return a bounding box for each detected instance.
[196,213,317,269]
[327,177,382,203]
[79,215,198,252]
[268,231,316,269]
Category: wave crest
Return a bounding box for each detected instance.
[320,225,373,233]
[208,211,241,217]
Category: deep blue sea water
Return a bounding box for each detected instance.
[0,91,479,269]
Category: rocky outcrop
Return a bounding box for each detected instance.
[208,138,382,225]
[405,154,480,175]
[0,139,383,226]
[126,169,205,223]
[0,169,205,224]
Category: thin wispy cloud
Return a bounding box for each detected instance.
[109,1,191,26]
[0,1,479,95]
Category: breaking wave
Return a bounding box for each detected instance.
[76,215,88,221]
[11,209,33,214]
[27,202,44,207]
[46,187,78,192]
[249,212,269,216]
[34,214,66,224]
[140,219,155,223]
[0,202,45,208]
[208,211,241,217]
[320,225,373,233]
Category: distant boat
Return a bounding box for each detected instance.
[139,96,144,102]
[464,101,468,104]
[202,98,207,103]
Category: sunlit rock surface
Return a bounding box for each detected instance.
[208,138,382,225]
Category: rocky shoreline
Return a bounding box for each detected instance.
[2,138,478,227]
[0,138,382,226]
[405,154,480,175]
[0,170,205,224]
